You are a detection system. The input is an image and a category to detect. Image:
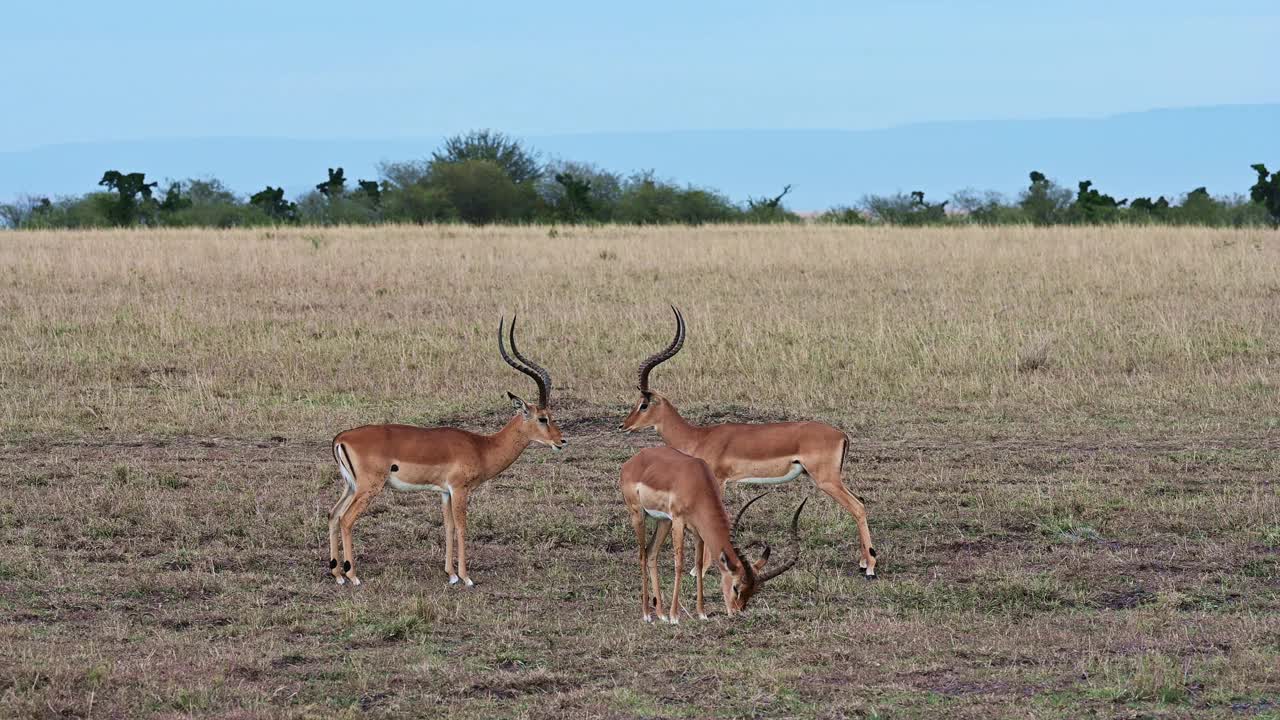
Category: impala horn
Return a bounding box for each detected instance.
[499,315,551,408]
[758,498,808,583]
[637,305,685,393]
[731,491,771,543]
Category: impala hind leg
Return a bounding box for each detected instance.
[631,510,653,622]
[328,487,354,582]
[338,491,376,586]
[693,532,708,619]
[812,469,877,578]
[441,493,458,584]
[450,490,476,587]
[647,519,671,621]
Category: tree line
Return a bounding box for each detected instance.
[3,130,1278,229]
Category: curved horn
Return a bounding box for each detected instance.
[498,317,547,407]
[758,498,808,583]
[731,491,771,541]
[637,305,685,393]
[507,313,551,407]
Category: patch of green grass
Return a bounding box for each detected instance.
[1037,514,1103,544]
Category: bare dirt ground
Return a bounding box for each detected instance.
[3,410,1277,718]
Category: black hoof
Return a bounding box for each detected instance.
[864,573,878,581]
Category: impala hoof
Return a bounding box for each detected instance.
[699,614,709,621]
[463,578,475,587]
[348,576,362,586]
[448,575,460,585]
[336,576,346,585]
[864,571,877,581]
[643,614,654,623]
[658,615,669,623]
[669,616,680,625]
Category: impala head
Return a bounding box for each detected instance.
[499,315,566,451]
[621,305,685,432]
[719,493,808,615]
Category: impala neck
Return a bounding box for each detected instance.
[479,415,534,479]
[655,399,703,454]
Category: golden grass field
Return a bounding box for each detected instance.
[1,224,1278,718]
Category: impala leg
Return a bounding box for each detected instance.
[631,511,652,622]
[441,493,458,584]
[339,491,375,586]
[647,519,671,621]
[693,531,708,620]
[669,519,686,624]
[450,490,475,587]
[328,486,353,582]
[813,472,877,578]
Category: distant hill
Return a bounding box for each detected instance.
[3,104,1278,212]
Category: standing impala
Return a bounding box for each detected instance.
[621,307,878,578]
[328,316,566,587]
[621,446,806,622]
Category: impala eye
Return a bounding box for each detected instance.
[639,403,649,410]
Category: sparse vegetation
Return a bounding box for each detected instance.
[0,224,1277,718]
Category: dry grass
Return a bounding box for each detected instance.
[1,224,1278,718]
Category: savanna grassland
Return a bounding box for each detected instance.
[1,224,1278,719]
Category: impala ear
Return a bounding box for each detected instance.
[719,551,738,573]
[752,545,772,572]
[507,391,530,417]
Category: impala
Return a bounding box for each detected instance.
[621,446,806,622]
[621,307,878,578]
[328,316,565,587]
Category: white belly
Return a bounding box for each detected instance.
[644,508,673,521]
[387,475,450,494]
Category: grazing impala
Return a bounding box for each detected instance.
[328,316,566,587]
[621,446,806,622]
[621,307,878,578]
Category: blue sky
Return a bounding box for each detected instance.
[3,1,1277,152]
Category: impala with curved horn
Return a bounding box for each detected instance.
[328,315,565,587]
[621,307,878,578]
[621,446,806,622]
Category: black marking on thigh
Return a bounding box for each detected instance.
[343,560,351,572]
[390,463,399,472]
[329,558,337,569]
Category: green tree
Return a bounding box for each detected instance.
[249,186,299,223]
[860,191,948,225]
[1249,164,1280,226]
[552,172,594,222]
[432,130,542,185]
[356,179,382,208]
[428,159,535,224]
[316,167,347,197]
[950,189,1024,224]
[1019,171,1072,226]
[538,160,622,222]
[744,185,801,223]
[1069,180,1126,224]
[98,170,158,226]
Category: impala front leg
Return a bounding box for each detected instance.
[669,519,686,624]
[450,490,475,586]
